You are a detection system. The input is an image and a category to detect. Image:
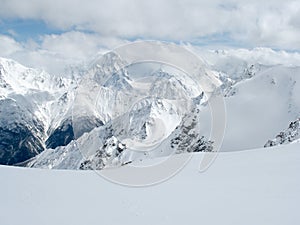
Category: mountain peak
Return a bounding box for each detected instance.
[89,51,127,85]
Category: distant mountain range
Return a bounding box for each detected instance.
[0,46,299,168]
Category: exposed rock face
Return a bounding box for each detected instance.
[264,118,300,147]
[0,57,76,165]
[45,119,74,149]
[0,98,45,165]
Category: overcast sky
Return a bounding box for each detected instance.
[0,0,299,73]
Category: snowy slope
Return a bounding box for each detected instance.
[1,142,300,225]
[0,57,76,164]
[187,48,300,151]
[219,66,300,151]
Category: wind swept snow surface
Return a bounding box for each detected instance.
[1,142,300,225]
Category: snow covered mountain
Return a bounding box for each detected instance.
[28,54,214,169]
[1,47,300,169]
[195,48,300,151]
[215,65,300,151]
[0,58,76,165]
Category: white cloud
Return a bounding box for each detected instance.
[0,0,300,74]
[0,32,127,74]
[0,35,22,56]
[40,31,127,60]
[0,0,299,50]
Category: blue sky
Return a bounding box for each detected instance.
[0,19,63,42]
[0,18,239,48]
[0,0,299,73]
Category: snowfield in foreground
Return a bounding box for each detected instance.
[1,142,299,225]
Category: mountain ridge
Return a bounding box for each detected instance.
[0,47,300,167]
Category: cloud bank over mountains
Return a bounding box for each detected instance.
[0,0,299,73]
